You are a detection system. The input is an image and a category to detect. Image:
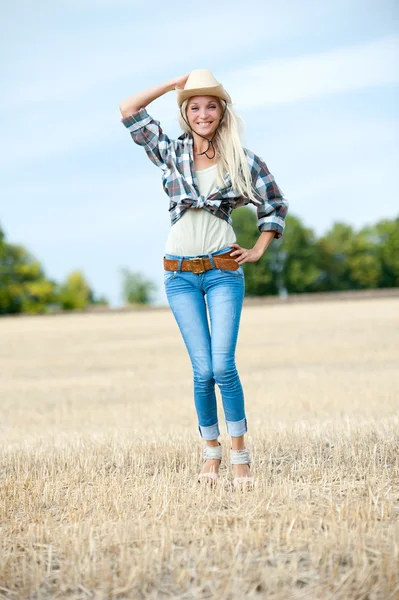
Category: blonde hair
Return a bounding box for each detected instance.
[178,99,261,204]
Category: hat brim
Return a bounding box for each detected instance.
[176,85,232,107]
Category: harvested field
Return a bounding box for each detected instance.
[1,298,398,599]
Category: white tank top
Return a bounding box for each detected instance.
[165,164,237,256]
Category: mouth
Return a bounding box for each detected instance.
[196,122,213,128]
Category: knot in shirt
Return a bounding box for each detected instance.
[192,196,206,209]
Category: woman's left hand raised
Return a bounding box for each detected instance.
[229,243,262,265]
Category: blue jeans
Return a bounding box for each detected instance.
[164,246,247,440]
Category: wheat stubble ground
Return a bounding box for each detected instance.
[1,298,398,600]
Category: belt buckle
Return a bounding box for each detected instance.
[190,257,206,274]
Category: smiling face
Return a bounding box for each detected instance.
[186,95,223,137]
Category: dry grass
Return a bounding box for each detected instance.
[1,298,398,600]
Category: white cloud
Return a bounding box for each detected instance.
[3,35,397,169]
[223,37,399,108]
[2,0,379,111]
[1,6,292,110]
[250,113,399,174]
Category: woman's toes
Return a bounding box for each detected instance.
[200,458,220,476]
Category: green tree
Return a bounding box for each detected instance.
[348,228,381,289]
[315,222,384,291]
[0,224,108,315]
[363,217,399,288]
[0,226,58,314]
[315,223,356,291]
[59,270,92,310]
[120,268,157,305]
[232,207,278,295]
[232,209,320,295]
[281,215,321,293]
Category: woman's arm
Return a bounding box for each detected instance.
[230,231,275,265]
[230,152,288,265]
[119,74,189,118]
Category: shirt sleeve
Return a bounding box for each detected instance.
[251,154,289,239]
[120,108,171,169]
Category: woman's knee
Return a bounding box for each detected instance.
[193,365,214,385]
[213,360,237,385]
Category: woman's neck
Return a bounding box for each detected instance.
[192,133,212,156]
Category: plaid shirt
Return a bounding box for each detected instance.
[121,108,288,238]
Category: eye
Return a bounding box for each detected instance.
[190,106,199,111]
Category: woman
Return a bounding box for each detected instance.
[119,69,288,488]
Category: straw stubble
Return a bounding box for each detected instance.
[1,298,398,599]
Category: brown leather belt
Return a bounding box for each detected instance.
[163,251,239,274]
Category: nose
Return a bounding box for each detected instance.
[198,107,209,119]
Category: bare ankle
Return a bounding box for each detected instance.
[206,439,220,447]
[231,434,245,450]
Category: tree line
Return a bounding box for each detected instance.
[1,211,398,315]
[0,223,156,315]
[0,225,108,315]
[232,209,399,296]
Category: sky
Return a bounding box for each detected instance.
[1,0,398,306]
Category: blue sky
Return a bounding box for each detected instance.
[1,0,398,306]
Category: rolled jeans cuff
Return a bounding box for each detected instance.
[198,422,220,440]
[226,417,247,437]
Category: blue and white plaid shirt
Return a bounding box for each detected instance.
[121,108,288,238]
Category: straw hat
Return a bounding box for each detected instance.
[176,69,232,107]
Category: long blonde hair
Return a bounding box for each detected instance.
[178,99,260,204]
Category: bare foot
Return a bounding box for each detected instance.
[198,442,221,484]
[199,458,221,478]
[232,463,252,479]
